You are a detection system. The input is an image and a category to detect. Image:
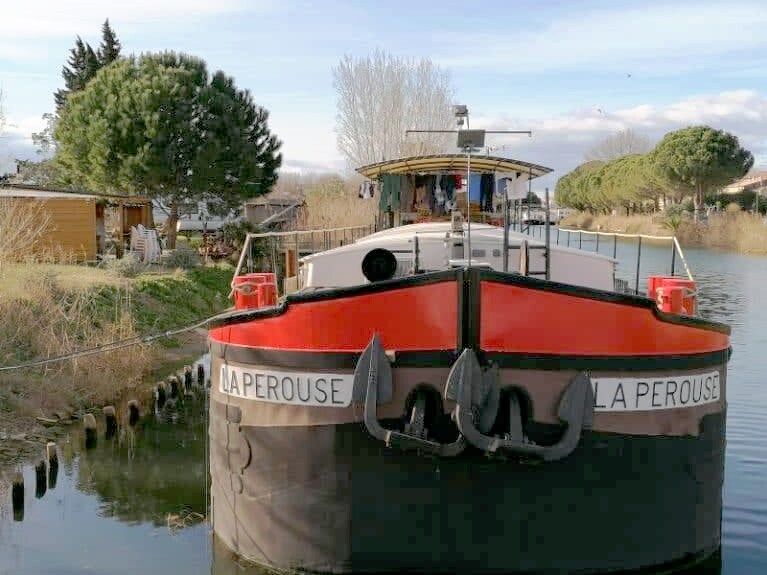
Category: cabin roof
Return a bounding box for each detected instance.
[356,154,553,179]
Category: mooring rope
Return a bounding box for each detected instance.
[0,311,232,373]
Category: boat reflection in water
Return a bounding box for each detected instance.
[0,367,725,575]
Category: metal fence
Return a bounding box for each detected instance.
[518,224,694,296]
[233,224,376,293]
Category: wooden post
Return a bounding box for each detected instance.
[116,203,124,259]
[103,406,117,439]
[156,381,167,410]
[127,400,140,427]
[83,413,97,449]
[46,442,58,490]
[183,365,193,391]
[12,472,24,521]
[285,248,297,278]
[35,460,47,499]
[169,375,180,399]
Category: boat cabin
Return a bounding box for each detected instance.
[357,153,547,229]
[296,154,619,292]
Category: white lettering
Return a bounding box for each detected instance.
[217,363,353,407]
[591,372,721,412]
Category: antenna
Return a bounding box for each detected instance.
[405,105,532,268]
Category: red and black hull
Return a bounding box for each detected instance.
[208,268,730,574]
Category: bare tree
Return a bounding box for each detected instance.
[333,50,455,167]
[584,129,652,162]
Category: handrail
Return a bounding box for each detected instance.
[552,227,695,287]
[241,224,372,240]
[673,236,695,283]
[231,224,375,296]
[558,227,675,241]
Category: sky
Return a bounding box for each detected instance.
[2,0,767,191]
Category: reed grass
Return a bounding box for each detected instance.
[562,210,767,254]
[676,211,767,255]
[299,176,377,230]
[560,212,667,236]
[0,198,52,268]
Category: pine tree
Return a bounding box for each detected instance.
[54,21,122,113]
[55,37,90,111]
[98,19,121,65]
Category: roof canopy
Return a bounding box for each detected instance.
[356,154,553,179]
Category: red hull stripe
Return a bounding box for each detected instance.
[209,281,457,352]
[479,281,729,355]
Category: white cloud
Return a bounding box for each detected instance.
[0,0,257,38]
[0,0,271,59]
[5,90,767,182]
[435,2,767,76]
[472,90,767,187]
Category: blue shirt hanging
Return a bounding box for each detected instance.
[469,174,482,201]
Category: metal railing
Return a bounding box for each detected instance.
[519,225,694,296]
[232,224,376,295]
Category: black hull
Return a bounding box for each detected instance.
[210,398,725,574]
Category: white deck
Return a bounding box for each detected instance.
[298,222,617,292]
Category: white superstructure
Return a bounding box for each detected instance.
[298,222,616,292]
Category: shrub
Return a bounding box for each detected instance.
[107,253,147,277]
[162,244,200,269]
[663,204,687,232]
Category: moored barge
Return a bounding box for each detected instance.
[208,152,730,574]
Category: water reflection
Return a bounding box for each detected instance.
[3,240,767,574]
[73,400,207,527]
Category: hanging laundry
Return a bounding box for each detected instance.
[469,174,482,202]
[496,178,508,197]
[480,174,494,212]
[440,175,456,202]
[380,174,403,211]
[359,181,375,199]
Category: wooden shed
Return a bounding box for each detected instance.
[0,186,155,261]
[0,188,99,262]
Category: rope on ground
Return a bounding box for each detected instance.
[0,311,232,373]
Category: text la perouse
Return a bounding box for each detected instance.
[219,364,352,407]
[592,372,720,412]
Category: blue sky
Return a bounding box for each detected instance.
[2,0,767,190]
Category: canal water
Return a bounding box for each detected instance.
[0,234,765,574]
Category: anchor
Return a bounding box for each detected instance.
[445,348,594,461]
[353,334,466,457]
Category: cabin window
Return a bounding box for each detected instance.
[492,249,501,257]
[471,249,486,257]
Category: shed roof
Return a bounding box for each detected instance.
[356,154,553,179]
[0,188,97,200]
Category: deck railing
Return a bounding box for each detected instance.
[520,224,694,296]
[232,224,376,294]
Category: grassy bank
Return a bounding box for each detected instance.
[0,263,233,465]
[560,211,767,255]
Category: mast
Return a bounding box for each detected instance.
[406,105,532,269]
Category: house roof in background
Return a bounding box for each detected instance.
[0,187,97,200]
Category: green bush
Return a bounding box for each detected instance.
[663,204,687,231]
[162,244,200,269]
[107,253,148,277]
